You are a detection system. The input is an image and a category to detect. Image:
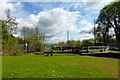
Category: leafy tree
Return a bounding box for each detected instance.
[95,23,110,45]
[17,37,24,44]
[75,40,82,47]
[2,9,18,44]
[1,9,24,55]
[96,1,120,49]
[0,20,2,42]
[81,39,94,47]
[57,42,65,47]
[67,40,78,47]
[21,26,45,53]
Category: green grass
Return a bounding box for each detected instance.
[108,50,120,53]
[89,49,101,53]
[0,56,2,79]
[81,49,101,53]
[2,53,118,78]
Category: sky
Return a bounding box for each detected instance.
[0,0,116,44]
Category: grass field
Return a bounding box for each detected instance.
[2,53,118,78]
[0,56,2,79]
[109,50,120,53]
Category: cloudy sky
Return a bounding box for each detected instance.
[0,0,115,44]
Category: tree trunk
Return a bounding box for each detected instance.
[102,32,108,46]
[116,34,120,50]
[115,28,120,50]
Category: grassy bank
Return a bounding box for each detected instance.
[2,53,118,78]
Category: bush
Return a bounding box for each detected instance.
[2,44,24,56]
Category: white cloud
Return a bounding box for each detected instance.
[14,2,21,7]
[1,1,106,44]
[15,8,81,43]
[38,8,80,38]
[0,0,15,19]
[44,18,95,43]
[1,2,102,43]
[0,1,24,19]
[19,8,80,36]
[83,0,116,11]
[15,8,96,43]
[79,19,94,33]
[74,3,83,9]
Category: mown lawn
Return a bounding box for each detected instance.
[0,56,2,79]
[109,50,120,53]
[2,53,118,78]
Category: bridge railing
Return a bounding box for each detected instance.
[86,46,110,53]
[53,46,110,54]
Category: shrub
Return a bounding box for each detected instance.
[2,44,24,56]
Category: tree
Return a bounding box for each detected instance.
[57,42,65,47]
[96,1,120,49]
[31,26,45,52]
[0,20,2,43]
[95,23,110,46]
[67,40,81,47]
[1,9,24,55]
[75,40,82,47]
[21,26,45,53]
[81,39,94,47]
[2,9,18,44]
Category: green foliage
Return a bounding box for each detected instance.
[2,9,18,45]
[53,40,82,48]
[53,39,95,47]
[1,9,24,55]
[67,40,77,47]
[75,40,82,47]
[2,34,18,45]
[2,44,23,56]
[2,54,118,78]
[21,26,45,53]
[17,37,24,44]
[108,50,120,53]
[96,1,120,48]
[58,42,65,46]
[81,38,94,47]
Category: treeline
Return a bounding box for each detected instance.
[52,37,115,48]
